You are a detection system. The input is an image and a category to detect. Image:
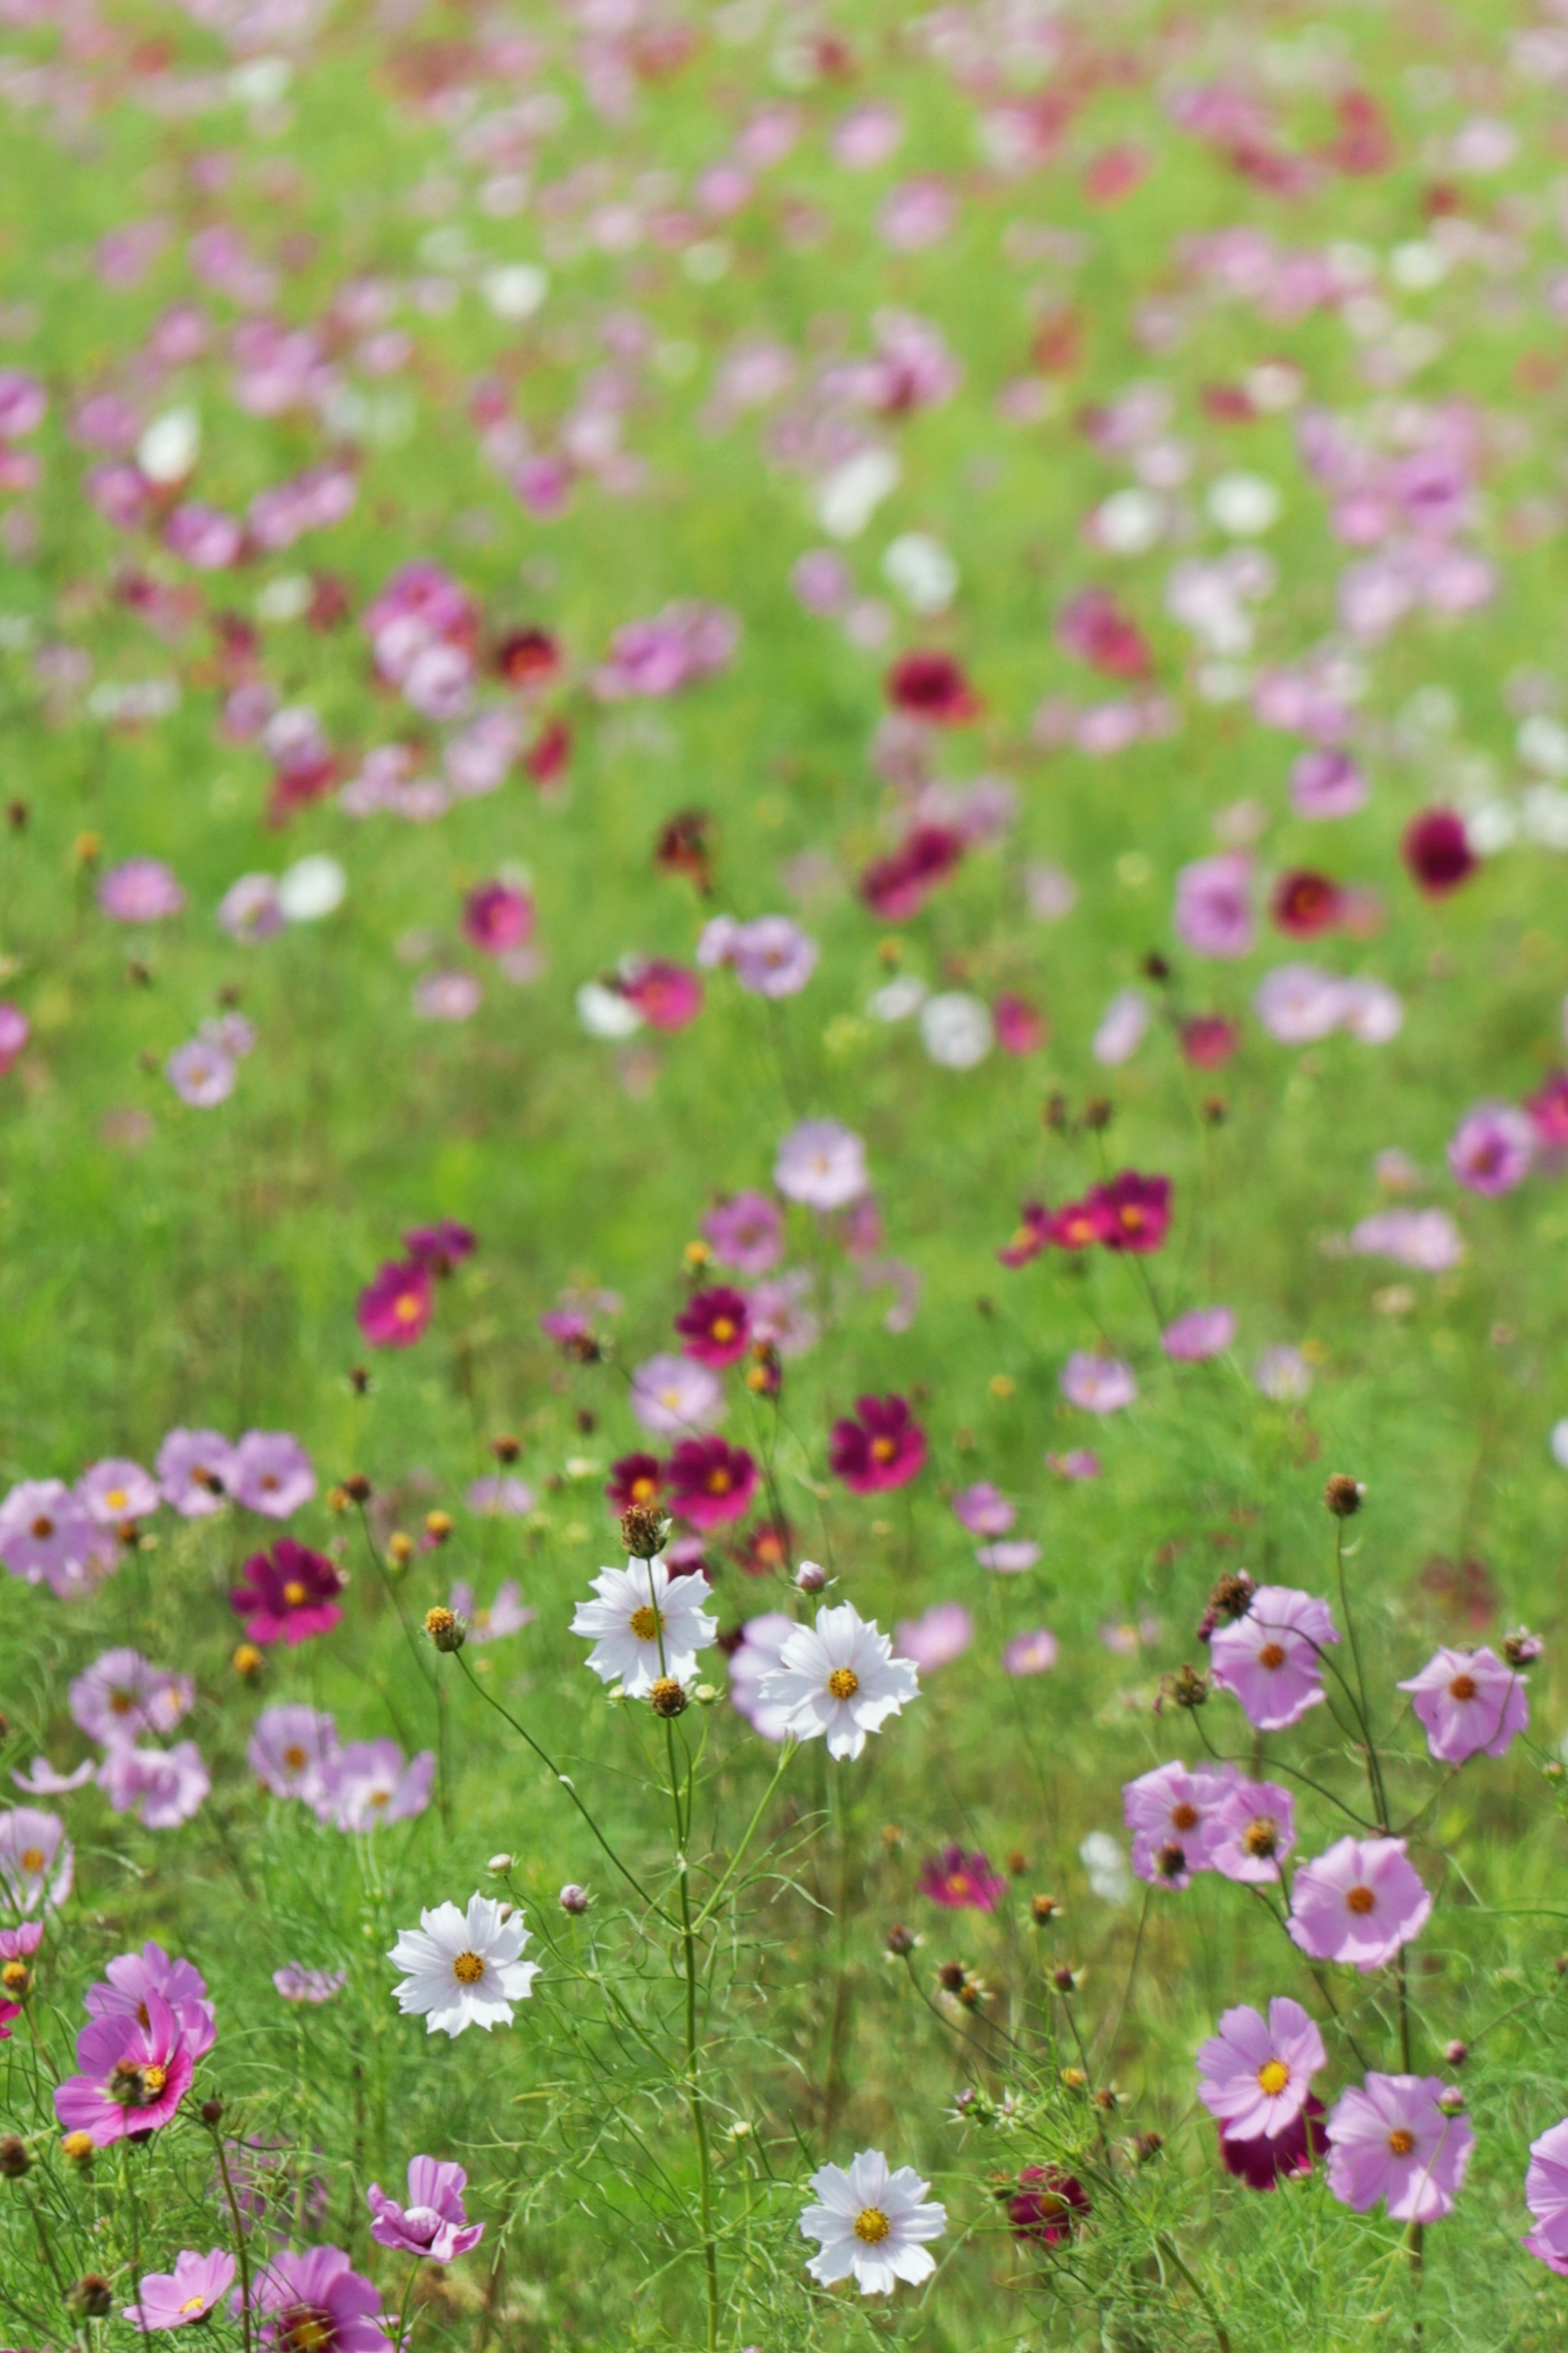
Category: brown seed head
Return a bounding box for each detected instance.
[0,2134,29,2177]
[1030,1893,1060,1925]
[885,1923,916,1956]
[648,1676,688,1719]
[342,1473,372,1503]
[620,1503,670,1561]
[1324,1473,1363,1518]
[70,2277,113,2320]
[490,1434,521,1463]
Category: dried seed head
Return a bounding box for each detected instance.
[0,2134,29,2177]
[1324,1473,1364,1518]
[1030,1893,1061,1925]
[342,1473,372,1503]
[1167,1663,1211,1711]
[490,1434,521,1463]
[648,1676,688,1719]
[70,2278,114,2320]
[885,1923,916,1956]
[620,1504,670,1560]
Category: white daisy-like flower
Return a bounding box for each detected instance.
[569,1557,717,1697]
[799,2148,947,2295]
[388,1893,539,2037]
[759,1603,919,1761]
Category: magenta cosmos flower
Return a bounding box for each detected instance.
[1175,852,1254,959]
[368,2156,485,2259]
[1089,1171,1172,1253]
[1447,1102,1535,1197]
[1060,1353,1138,1414]
[0,1001,29,1074]
[55,1989,196,2146]
[356,1259,433,1348]
[1399,1644,1528,1764]
[230,1540,345,1646]
[1402,808,1475,897]
[1221,2096,1326,2190]
[86,1944,215,2055]
[403,1220,476,1273]
[462,881,534,956]
[615,958,703,1031]
[1122,1761,1235,1887]
[1208,1776,1296,1884]
[665,1435,758,1530]
[1523,2118,1568,2273]
[1003,2166,1089,2246]
[1208,1584,1339,1731]
[231,1430,315,1517]
[251,2247,391,2353]
[917,1845,1007,1912]
[98,859,186,923]
[829,1395,926,1493]
[1325,2074,1473,2222]
[702,1191,784,1274]
[1288,1836,1432,1971]
[675,1285,751,1367]
[1162,1306,1236,1363]
[1197,1999,1325,2143]
[125,2248,236,2330]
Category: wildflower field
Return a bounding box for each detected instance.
[8,0,1568,2346]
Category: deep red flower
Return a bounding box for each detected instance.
[1180,1015,1239,1070]
[1270,869,1342,938]
[994,994,1045,1055]
[1055,588,1153,681]
[884,651,981,725]
[615,959,703,1030]
[674,1285,751,1368]
[858,825,964,921]
[462,882,534,956]
[654,809,713,890]
[829,1395,926,1494]
[1526,1072,1568,1153]
[524,716,571,785]
[918,1845,1008,1912]
[356,1259,432,1348]
[1003,2166,1091,2245]
[1402,808,1476,898]
[496,626,560,687]
[665,1436,758,1530]
[230,1539,345,1647]
[403,1220,476,1274]
[1219,2094,1325,2191]
[1045,1197,1116,1251]
[1087,1171,1171,1254]
[606,1453,665,1514]
[731,1516,792,1577]
[998,1204,1051,1268]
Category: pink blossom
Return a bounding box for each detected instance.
[1197,1999,1325,2140]
[0,368,46,437]
[0,1002,28,1074]
[167,1040,235,1107]
[125,2247,236,2331]
[1287,1836,1432,1971]
[1175,853,1254,959]
[952,1482,1013,1536]
[1122,1760,1235,1887]
[248,1705,340,1806]
[1254,1345,1313,1401]
[54,1989,194,2147]
[697,913,818,997]
[84,1943,214,2054]
[448,1579,534,1642]
[774,1120,868,1211]
[629,1353,724,1437]
[1210,1584,1338,1730]
[879,177,956,252]
[1448,1103,1535,1197]
[917,1845,1006,1911]
[976,1541,1040,1573]
[231,1431,315,1518]
[156,1429,236,1518]
[0,1806,73,1911]
[251,2247,390,2353]
[894,1603,973,1671]
[1397,1645,1527,1763]
[0,1478,113,1597]
[69,1649,192,1746]
[1002,1629,1058,1675]
[1325,2074,1473,2222]
[1347,1209,1463,1271]
[357,1260,433,1349]
[1523,2118,1568,2273]
[702,1191,784,1275]
[1253,964,1350,1044]
[164,504,243,569]
[368,2156,484,2260]
[76,1459,160,1526]
[615,959,702,1031]
[274,1966,345,2005]
[415,972,482,1021]
[1047,1449,1101,1481]
[100,1742,210,1831]
[98,859,186,923]
[1161,1306,1236,1361]
[830,1395,926,1493]
[318,1740,434,1834]
[1290,746,1368,819]
[1208,1777,1296,1884]
[1060,1354,1138,1414]
[593,602,739,700]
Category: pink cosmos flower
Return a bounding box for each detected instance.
[0,1477,114,1596]
[465,1478,534,1519]
[0,1806,73,1911]
[448,1579,534,1643]
[98,859,186,923]
[1254,1345,1312,1401]
[368,2156,485,2259]
[230,1540,345,1646]
[1325,2074,1474,2222]
[69,1648,192,1746]
[1290,746,1367,819]
[251,2246,391,2353]
[1447,1103,1535,1197]
[1397,1644,1527,1763]
[1347,1209,1464,1271]
[698,914,819,997]
[918,1845,1007,1911]
[357,1260,433,1348]
[895,1602,973,1670]
[665,1435,759,1530]
[1209,1584,1339,1731]
[231,1431,316,1518]
[318,1740,434,1834]
[1208,1777,1296,1883]
[727,1614,797,1742]
[249,1705,341,1805]
[165,503,243,569]
[1047,1449,1101,1481]
[0,1921,43,1961]
[1522,2118,1568,2273]
[1060,1354,1138,1414]
[592,602,739,700]
[76,1458,160,1526]
[976,1541,1040,1572]
[1525,1072,1568,1155]
[125,2247,236,2330]
[952,1482,1013,1536]
[1197,1998,1326,2140]
[858,824,965,921]
[415,972,481,1021]
[1003,2166,1090,2245]
[12,1757,96,1796]
[774,1120,869,1211]
[85,1944,215,2057]
[993,993,1045,1056]
[0,1001,29,1074]
[1252,964,1351,1044]
[1175,852,1254,959]
[829,1394,926,1493]
[702,1191,784,1274]
[629,1352,725,1437]
[675,1285,751,1368]
[274,1966,346,2004]
[615,958,703,1031]
[1122,1761,1235,1887]
[1162,1306,1236,1361]
[100,1742,211,1831]
[1180,1015,1238,1070]
[462,882,534,956]
[1002,1628,1058,1675]
[157,1429,237,1517]
[167,1039,236,1107]
[1288,1836,1432,1971]
[55,1990,195,2147]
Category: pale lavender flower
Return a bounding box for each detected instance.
[699,914,819,997]
[1288,1836,1432,1970]
[1002,1629,1058,1675]
[952,1483,1013,1536]
[0,1806,73,1910]
[1198,1998,1325,2140]
[702,1191,784,1274]
[1253,965,1351,1044]
[465,1477,535,1517]
[274,1965,346,2004]
[0,1479,113,1597]
[1092,987,1149,1065]
[749,1271,820,1356]
[894,1602,973,1671]
[976,1541,1040,1573]
[368,2157,484,2260]
[1162,1307,1236,1361]
[76,1458,160,1526]
[231,1431,315,1518]
[774,1120,869,1210]
[1175,852,1254,959]
[1060,1354,1138,1414]
[1325,2074,1472,2221]
[1254,1346,1312,1401]
[99,1741,210,1830]
[1347,1210,1463,1271]
[124,2248,236,2331]
[448,1579,534,1643]
[1290,747,1368,819]
[629,1352,725,1436]
[248,1706,341,1805]
[156,1429,236,1517]
[727,1613,797,1743]
[99,859,186,923]
[166,1040,235,1107]
[69,1649,192,1746]
[319,1740,435,1833]
[1448,1102,1535,1197]
[415,971,483,1021]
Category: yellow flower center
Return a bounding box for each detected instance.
[283,1581,308,1606]
[707,1469,731,1494]
[629,1604,662,1641]
[1448,1672,1477,1702]
[179,2297,209,2317]
[105,1488,128,1512]
[1257,1642,1286,1671]
[853,2207,891,2245]
[1345,1885,1376,1915]
[370,1789,390,1809]
[1387,2127,1415,2157]
[1257,2060,1290,2097]
[711,1318,735,1343]
[144,2065,166,2094]
[827,1667,859,1700]
[393,1293,422,1323]
[2,1960,27,1992]
[20,1847,44,1873]
[869,1436,897,1462]
[282,2318,330,2353]
[453,1951,486,1984]
[631,1476,657,1502]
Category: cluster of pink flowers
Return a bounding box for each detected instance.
[356,1220,477,1348]
[55,1943,215,2148]
[998,1171,1171,1267]
[248,1704,433,1833]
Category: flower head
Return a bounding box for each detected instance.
[1287,1836,1432,1971]
[1059,1354,1138,1414]
[1397,1644,1527,1764]
[231,1431,316,1519]
[917,1846,1007,1911]
[727,1613,799,1742]
[758,1602,920,1760]
[1523,2117,1568,2273]
[1402,808,1475,897]
[1161,1306,1236,1362]
[166,1040,235,1107]
[1175,852,1254,959]
[54,1991,194,2147]
[99,859,185,923]
[1088,1170,1171,1253]
[1208,1777,1296,1883]
[0,1806,73,1911]
[1002,2165,1089,2245]
[1197,1999,1325,2142]
[356,1260,433,1348]
[675,1285,751,1368]
[0,1479,113,1597]
[251,2246,391,2353]
[775,1120,869,1211]
[886,649,979,724]
[895,1602,973,1669]
[249,1705,341,1805]
[1220,2096,1326,2190]
[1122,1761,1235,1887]
[76,1459,160,1527]
[274,1966,345,2004]
[463,882,533,956]
[320,1741,434,1835]
[230,1540,345,1647]
[85,1944,215,2055]
[368,2156,484,2259]
[1325,2074,1474,2221]
[100,1742,210,1831]
[388,1894,539,2037]
[156,1430,236,1518]
[829,1395,926,1494]
[124,2248,236,2331]
[665,1436,758,1530]
[70,1649,193,1746]
[699,913,818,996]
[1209,1584,1338,1730]
[702,1191,784,1274]
[1447,1103,1535,1197]
[629,1352,724,1437]
[799,2148,947,2294]
[570,1557,717,1696]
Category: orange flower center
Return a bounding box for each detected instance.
[1257,1642,1286,1670]
[707,1469,731,1494]
[1448,1672,1477,1702]
[452,1951,485,1984]
[710,1318,735,1343]
[631,1476,657,1502]
[30,1515,53,1539]
[1257,2060,1290,2097]
[393,1293,422,1324]
[283,1745,307,1770]
[283,1581,308,1606]
[629,1604,662,1641]
[1387,2127,1415,2157]
[1345,1885,1376,1915]
[870,1436,897,1462]
[1170,1803,1198,1832]
[827,1667,859,1700]
[20,1847,44,1873]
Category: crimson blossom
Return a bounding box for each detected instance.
[664,1436,758,1530]
[675,1285,752,1368]
[884,649,980,724]
[356,1259,432,1348]
[829,1395,927,1493]
[1089,1170,1171,1253]
[230,1540,346,1646]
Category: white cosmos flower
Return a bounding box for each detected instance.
[388,1892,539,2037]
[759,1603,919,1761]
[570,1557,717,1697]
[799,2148,946,2294]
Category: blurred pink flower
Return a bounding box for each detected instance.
[1288,1836,1431,1971]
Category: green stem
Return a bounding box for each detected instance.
[1156,2233,1232,2353]
[394,2259,421,2353]
[210,2124,254,2353]
[691,1742,796,1933]
[664,1716,719,2353]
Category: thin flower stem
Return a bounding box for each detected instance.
[1334,1523,1391,1831]
[394,2258,421,2353]
[1156,2232,1232,2353]
[691,1742,796,1933]
[663,1715,720,2353]
[1093,1884,1150,2065]
[210,2124,253,2353]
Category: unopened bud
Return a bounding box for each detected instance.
[1060,2066,1087,2091]
[488,1853,514,1874]
[349,1363,371,1395]
[559,1884,591,1915]
[1168,1664,1210,1711]
[1324,1473,1363,1518]
[1030,1894,1060,1926]
[1444,2040,1467,2066]
[795,1559,827,1593]
[1437,2085,1466,2116]
[620,1504,670,1560]
[60,2131,94,2166]
[2,1960,29,1997]
[388,1532,414,1568]
[0,2134,29,2177]
[648,1676,688,1719]
[1132,2130,1164,2163]
[490,1433,521,1463]
[342,1473,372,1503]
[199,2097,224,2127]
[232,1643,264,1680]
[1082,1096,1114,1132]
[69,2277,114,2320]
[886,1923,916,1956]
[683,1239,711,1269]
[693,1682,718,1705]
[424,1510,453,1545]
[1051,1965,1079,1994]
[424,1606,466,1653]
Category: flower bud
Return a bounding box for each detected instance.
[2,1960,29,1997]
[620,1504,670,1560]
[795,1559,827,1593]
[1029,1893,1060,1926]
[490,1434,521,1463]
[69,2277,114,2320]
[935,1960,966,1993]
[1059,2066,1087,2092]
[424,1510,453,1546]
[199,2097,224,2127]
[1166,1663,1211,1711]
[1324,1473,1363,1517]
[424,1606,466,1653]
[1444,2040,1467,2067]
[342,1473,372,1503]
[683,1239,712,1270]
[349,1363,371,1395]
[488,1853,514,1874]
[648,1676,688,1719]
[885,1923,916,1956]
[1052,1965,1079,1994]
[0,2134,29,2177]
[559,1884,591,1915]
[60,2131,94,2166]
[1132,2131,1164,2164]
[1082,1096,1114,1132]
[693,1682,718,1705]
[388,1532,414,1568]
[1505,1627,1544,1668]
[1437,2085,1466,2116]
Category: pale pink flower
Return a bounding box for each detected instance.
[1287,1836,1432,1971]
[629,1352,725,1437]
[76,1459,160,1526]
[1122,1760,1235,1887]
[1002,1629,1058,1675]
[1197,1998,1325,2139]
[1447,1102,1535,1197]
[1162,1306,1236,1361]
[1397,1644,1527,1763]
[1209,1584,1338,1731]
[1523,2118,1568,2273]
[951,1483,1013,1536]
[1325,2074,1473,2221]
[70,1649,192,1746]
[231,1431,315,1518]
[774,1120,869,1211]
[156,1429,236,1517]
[1208,1777,1296,1883]
[1060,1353,1138,1414]
[893,1602,973,1671]
[100,1742,210,1830]
[1175,852,1254,959]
